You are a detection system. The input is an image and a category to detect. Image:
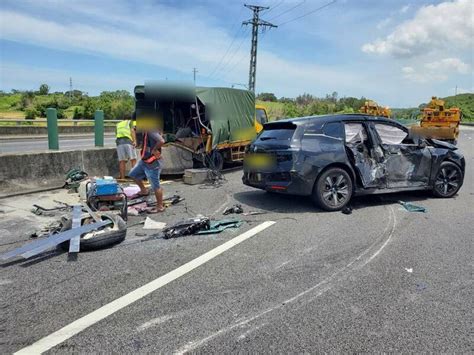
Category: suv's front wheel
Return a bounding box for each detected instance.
[312,168,353,211]
[433,161,463,198]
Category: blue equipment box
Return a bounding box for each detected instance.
[94,178,119,196]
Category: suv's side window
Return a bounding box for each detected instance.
[374,123,408,145]
[322,122,344,139]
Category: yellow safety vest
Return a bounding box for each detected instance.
[116,120,132,140]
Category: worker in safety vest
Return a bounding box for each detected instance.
[115,116,137,180]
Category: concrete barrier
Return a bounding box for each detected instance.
[0,126,115,136]
[0,148,119,195]
[0,146,192,195]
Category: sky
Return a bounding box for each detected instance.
[0,0,472,107]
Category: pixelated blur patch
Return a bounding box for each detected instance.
[144,81,195,102]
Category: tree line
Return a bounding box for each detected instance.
[258,91,372,117]
[3,84,134,120]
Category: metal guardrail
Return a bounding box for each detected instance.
[0,119,121,126]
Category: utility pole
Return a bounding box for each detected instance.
[69,77,73,100]
[193,67,198,85]
[243,4,277,93]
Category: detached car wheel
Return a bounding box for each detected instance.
[313,168,353,211]
[59,212,127,251]
[433,161,463,198]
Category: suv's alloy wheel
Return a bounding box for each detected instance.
[433,161,462,198]
[313,168,353,211]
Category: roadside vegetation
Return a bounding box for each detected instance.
[0,84,134,121]
[0,85,472,123]
[257,92,474,121]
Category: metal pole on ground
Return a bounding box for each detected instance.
[94,110,104,147]
[46,108,59,150]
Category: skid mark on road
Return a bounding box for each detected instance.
[136,312,184,332]
[176,206,397,354]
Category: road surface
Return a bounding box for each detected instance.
[0,127,472,353]
[0,135,115,154]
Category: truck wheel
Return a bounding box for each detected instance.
[59,212,127,251]
[432,161,463,198]
[312,168,353,211]
[206,150,224,171]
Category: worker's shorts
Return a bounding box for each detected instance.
[129,159,161,191]
[117,143,137,161]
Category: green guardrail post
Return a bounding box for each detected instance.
[94,110,104,147]
[46,108,59,150]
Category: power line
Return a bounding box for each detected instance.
[213,27,251,78]
[206,26,245,79]
[263,0,285,15]
[243,4,277,92]
[277,0,336,26]
[206,4,245,79]
[268,0,306,21]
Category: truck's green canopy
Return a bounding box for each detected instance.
[195,87,256,146]
[134,85,256,147]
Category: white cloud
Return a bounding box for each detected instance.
[425,57,470,73]
[400,4,411,14]
[376,18,392,30]
[402,57,471,83]
[362,0,473,57]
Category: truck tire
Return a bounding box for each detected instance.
[206,150,224,171]
[59,212,127,251]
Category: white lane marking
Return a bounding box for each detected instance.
[176,206,398,353]
[14,221,276,355]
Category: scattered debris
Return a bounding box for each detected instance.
[163,195,184,207]
[416,282,427,291]
[1,215,110,261]
[196,218,242,234]
[123,185,142,198]
[341,205,353,215]
[68,205,82,255]
[143,217,167,230]
[399,201,427,213]
[30,221,63,239]
[404,267,413,273]
[63,168,89,191]
[163,216,210,239]
[223,204,243,215]
[242,211,267,216]
[31,201,72,216]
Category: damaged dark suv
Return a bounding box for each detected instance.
[242,114,465,211]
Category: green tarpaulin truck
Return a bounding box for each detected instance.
[134,83,268,173]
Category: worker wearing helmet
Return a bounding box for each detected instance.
[115,114,137,180]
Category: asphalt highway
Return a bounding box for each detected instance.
[0,127,472,353]
[0,135,115,154]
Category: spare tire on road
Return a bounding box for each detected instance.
[59,212,127,252]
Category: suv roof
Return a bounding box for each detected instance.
[265,114,404,128]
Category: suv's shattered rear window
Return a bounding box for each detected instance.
[345,123,367,143]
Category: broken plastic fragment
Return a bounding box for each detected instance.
[399,201,427,213]
[143,217,167,230]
